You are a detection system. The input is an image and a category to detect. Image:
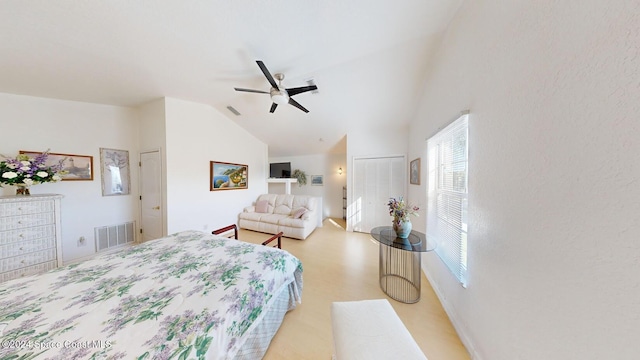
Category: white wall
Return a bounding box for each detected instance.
[409,1,640,359]
[0,93,140,263]
[268,153,347,219]
[137,98,167,153]
[163,97,268,233]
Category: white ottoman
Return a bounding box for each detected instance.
[331,299,428,360]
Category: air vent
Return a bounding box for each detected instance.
[227,106,241,116]
[94,221,135,252]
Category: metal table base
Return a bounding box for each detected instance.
[370,227,435,304]
[379,243,422,303]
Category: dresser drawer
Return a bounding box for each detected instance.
[0,249,57,273]
[0,199,54,216]
[0,237,56,258]
[0,212,55,231]
[0,225,56,246]
[0,260,57,283]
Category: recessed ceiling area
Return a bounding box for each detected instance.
[0,1,463,157]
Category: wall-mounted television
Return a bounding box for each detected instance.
[270,162,291,178]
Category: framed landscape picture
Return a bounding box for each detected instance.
[100,148,131,196]
[410,158,420,185]
[310,175,324,186]
[210,161,248,190]
[20,151,93,181]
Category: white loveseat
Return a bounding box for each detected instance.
[238,194,318,240]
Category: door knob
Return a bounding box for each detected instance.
[152,206,160,210]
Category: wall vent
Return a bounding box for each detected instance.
[94,221,135,252]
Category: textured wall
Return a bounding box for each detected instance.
[408,1,640,359]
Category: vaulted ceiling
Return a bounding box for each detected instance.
[0,0,463,157]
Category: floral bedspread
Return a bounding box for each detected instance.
[0,230,303,359]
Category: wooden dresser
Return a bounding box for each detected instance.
[0,194,63,283]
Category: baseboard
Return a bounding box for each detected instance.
[422,264,483,360]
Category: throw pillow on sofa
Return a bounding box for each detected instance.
[255,200,269,213]
[292,208,307,219]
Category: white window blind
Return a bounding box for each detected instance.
[427,113,469,286]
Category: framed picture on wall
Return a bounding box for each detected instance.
[20,150,94,181]
[100,148,131,196]
[311,175,324,186]
[210,161,248,190]
[410,158,420,185]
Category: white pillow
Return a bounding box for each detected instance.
[292,208,307,219]
[255,200,269,213]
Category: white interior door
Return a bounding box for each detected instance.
[352,156,405,233]
[140,150,163,242]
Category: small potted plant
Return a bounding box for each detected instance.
[291,169,307,187]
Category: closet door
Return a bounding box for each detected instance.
[352,156,405,233]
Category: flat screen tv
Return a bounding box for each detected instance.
[270,162,291,178]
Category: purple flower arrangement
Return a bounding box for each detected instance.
[0,151,66,187]
[388,197,420,225]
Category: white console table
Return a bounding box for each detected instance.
[267,178,297,194]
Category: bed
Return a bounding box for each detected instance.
[0,230,303,359]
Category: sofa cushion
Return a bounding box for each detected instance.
[273,194,295,215]
[292,208,307,219]
[238,211,265,222]
[260,214,288,225]
[257,194,278,213]
[255,200,269,213]
[274,205,293,215]
[278,216,307,228]
[293,195,316,211]
[243,205,256,213]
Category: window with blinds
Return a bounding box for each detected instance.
[427,112,469,286]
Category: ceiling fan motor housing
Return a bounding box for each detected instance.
[270,87,289,105]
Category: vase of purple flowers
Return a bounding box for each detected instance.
[0,151,66,195]
[387,197,420,238]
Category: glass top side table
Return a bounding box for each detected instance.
[370,226,436,304]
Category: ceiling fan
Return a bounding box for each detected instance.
[234,60,318,113]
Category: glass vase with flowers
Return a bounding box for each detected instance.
[387,197,420,238]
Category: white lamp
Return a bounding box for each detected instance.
[270,88,289,105]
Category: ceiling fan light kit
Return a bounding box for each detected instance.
[270,86,289,106]
[234,60,318,113]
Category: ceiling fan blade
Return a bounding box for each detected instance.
[286,85,318,97]
[288,98,309,113]
[256,61,280,90]
[270,103,278,113]
[234,87,269,94]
